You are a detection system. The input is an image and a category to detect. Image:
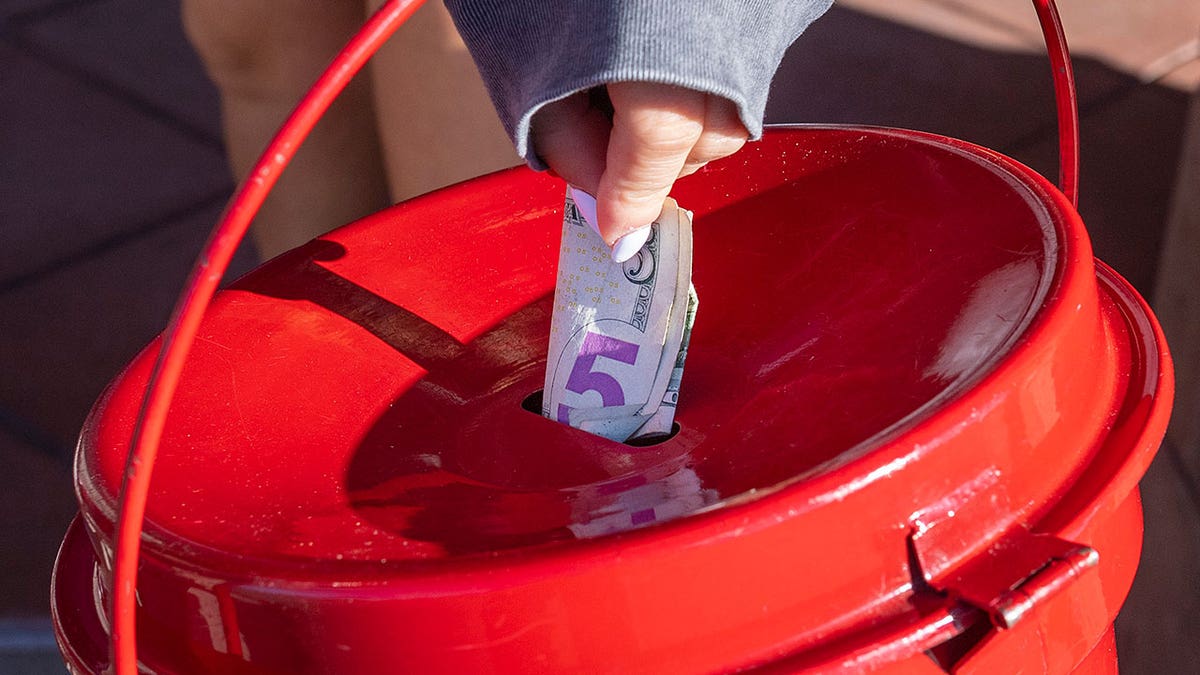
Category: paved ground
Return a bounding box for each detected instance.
[1,0,1196,672]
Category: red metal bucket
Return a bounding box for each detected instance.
[52,124,1171,672]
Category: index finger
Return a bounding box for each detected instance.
[596,82,704,243]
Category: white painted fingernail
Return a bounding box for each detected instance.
[568,185,650,264]
[568,186,602,237]
[611,226,652,263]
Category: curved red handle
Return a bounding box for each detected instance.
[109,3,427,673]
[1033,0,1080,207]
[108,2,1079,673]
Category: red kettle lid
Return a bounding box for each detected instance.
[70,126,1166,672]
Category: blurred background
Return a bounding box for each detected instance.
[2,0,1197,672]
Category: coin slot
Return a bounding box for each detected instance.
[520,390,681,446]
[520,389,544,414]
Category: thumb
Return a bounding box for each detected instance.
[596,83,704,243]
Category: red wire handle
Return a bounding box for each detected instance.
[108,1,1077,673]
[110,1,425,673]
[1033,0,1080,207]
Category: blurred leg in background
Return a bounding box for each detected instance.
[366,0,519,205]
[183,0,517,260]
[183,0,390,259]
[1155,85,1200,456]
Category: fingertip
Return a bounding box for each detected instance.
[571,185,650,263]
[595,186,666,244]
[611,226,652,263]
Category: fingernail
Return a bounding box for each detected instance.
[611,226,651,263]
[568,185,650,263]
[567,186,602,237]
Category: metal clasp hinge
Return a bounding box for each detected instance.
[990,544,1099,629]
[911,527,1100,632]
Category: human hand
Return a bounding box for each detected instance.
[531,82,748,255]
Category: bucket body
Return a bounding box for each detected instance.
[52,126,1172,673]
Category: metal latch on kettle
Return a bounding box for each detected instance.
[907,476,1100,631]
[911,524,1099,631]
[989,543,1098,629]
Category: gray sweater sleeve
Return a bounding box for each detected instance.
[443,0,834,168]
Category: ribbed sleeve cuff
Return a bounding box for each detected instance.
[444,0,834,169]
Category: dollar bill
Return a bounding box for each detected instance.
[543,188,697,442]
